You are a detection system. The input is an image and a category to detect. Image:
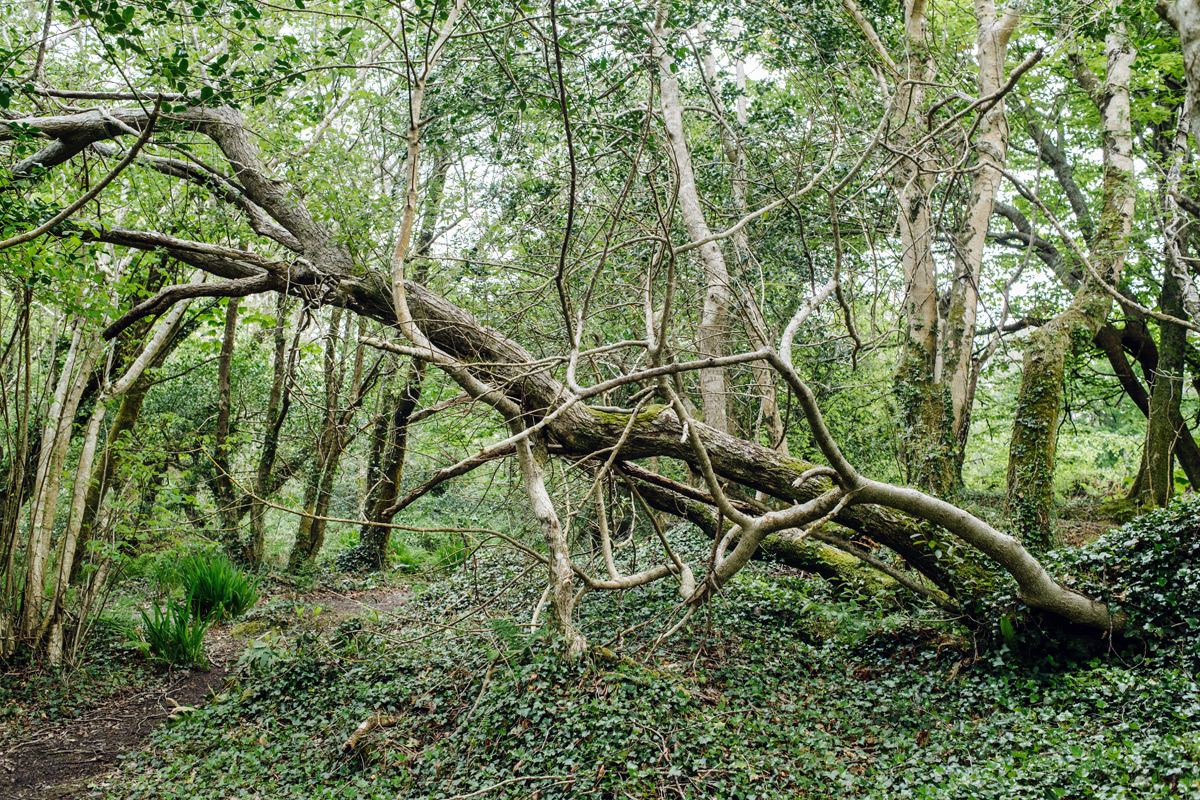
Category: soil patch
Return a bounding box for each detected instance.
[0,585,409,798]
[279,585,414,627]
[1056,517,1117,548]
[0,634,239,800]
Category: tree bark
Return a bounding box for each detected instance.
[69,305,199,581]
[1160,0,1200,148]
[1006,28,1136,549]
[1138,104,1196,506]
[939,1,1019,481]
[360,361,425,567]
[288,308,351,570]
[212,296,241,537]
[20,321,102,636]
[246,294,293,564]
[354,150,446,567]
[1090,325,1200,489]
[1141,271,1188,506]
[39,302,192,660]
[889,0,952,496]
[655,10,731,433]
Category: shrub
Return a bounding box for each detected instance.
[1054,495,1200,665]
[333,544,382,573]
[177,551,260,621]
[139,597,210,667]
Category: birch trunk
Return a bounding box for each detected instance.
[37,301,191,660]
[20,321,102,636]
[939,2,1019,478]
[888,0,951,495]
[701,35,788,452]
[515,433,586,655]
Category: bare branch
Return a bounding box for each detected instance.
[0,101,160,251]
[102,274,279,340]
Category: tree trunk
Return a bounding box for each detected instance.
[939,1,1018,483]
[360,360,426,567]
[23,99,1128,635]
[1006,28,1136,549]
[20,321,102,636]
[887,0,954,496]
[288,310,364,570]
[288,308,347,570]
[1092,324,1200,489]
[1138,102,1196,506]
[39,302,192,660]
[1140,270,1188,506]
[212,296,242,537]
[0,294,34,656]
[655,11,731,433]
[1161,0,1200,148]
[70,307,197,581]
[246,294,293,563]
[353,149,447,568]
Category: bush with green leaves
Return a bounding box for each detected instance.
[1053,495,1200,666]
[139,597,210,668]
[177,550,260,621]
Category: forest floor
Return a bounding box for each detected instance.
[0,584,412,800]
[4,501,1199,799]
[0,640,235,800]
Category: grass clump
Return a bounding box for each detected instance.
[139,597,210,667]
[177,550,260,621]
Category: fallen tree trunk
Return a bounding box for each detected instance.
[11,102,1121,637]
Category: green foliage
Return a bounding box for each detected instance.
[177,550,261,621]
[241,598,323,631]
[964,357,1146,501]
[138,597,210,668]
[237,633,288,674]
[100,544,1200,799]
[332,544,383,573]
[429,539,468,571]
[333,531,469,574]
[0,622,156,722]
[1054,496,1200,667]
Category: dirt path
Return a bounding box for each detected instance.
[0,647,234,800]
[0,586,410,799]
[298,585,413,625]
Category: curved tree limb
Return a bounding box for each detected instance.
[0,101,160,251]
[103,273,279,340]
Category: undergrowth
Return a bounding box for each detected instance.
[177,550,261,621]
[137,597,210,668]
[0,623,157,724]
[91,520,1200,799]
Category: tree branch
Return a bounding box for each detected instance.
[103,274,279,340]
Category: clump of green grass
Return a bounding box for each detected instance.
[391,538,426,571]
[177,550,260,621]
[429,539,468,570]
[138,597,210,667]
